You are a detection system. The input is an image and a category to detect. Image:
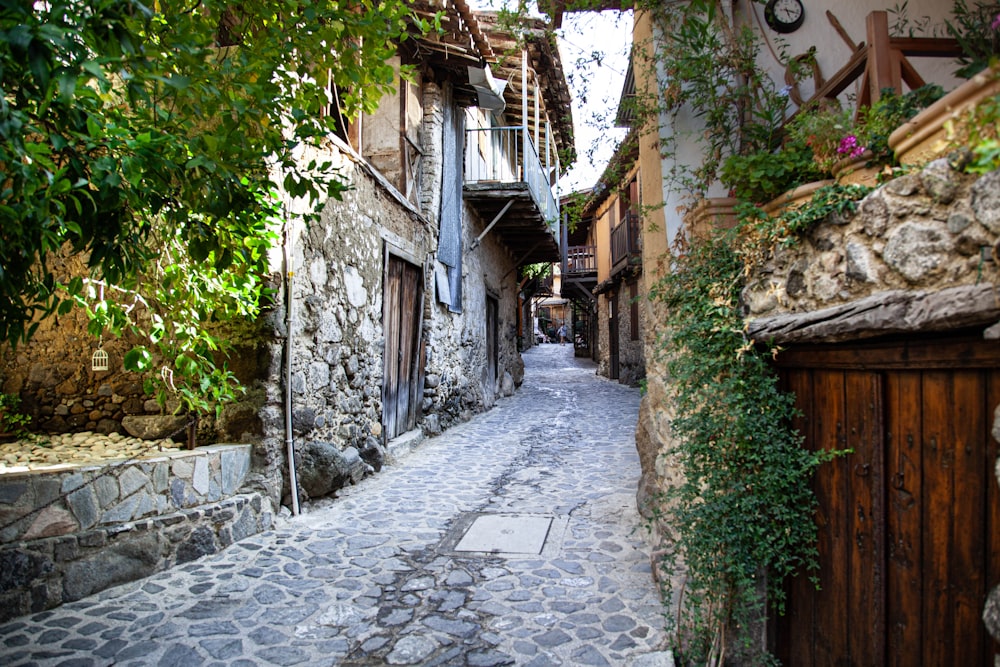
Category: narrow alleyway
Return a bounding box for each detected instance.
[0,345,671,667]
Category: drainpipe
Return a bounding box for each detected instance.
[283,223,301,517]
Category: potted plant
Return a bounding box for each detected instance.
[720,138,825,208]
[890,2,1000,165]
[786,101,856,177]
[0,393,30,443]
[946,0,1000,78]
[788,86,945,186]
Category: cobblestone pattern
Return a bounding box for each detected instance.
[0,345,671,666]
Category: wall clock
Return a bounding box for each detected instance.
[764,0,805,34]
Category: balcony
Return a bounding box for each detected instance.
[565,245,597,276]
[464,126,560,265]
[610,212,641,276]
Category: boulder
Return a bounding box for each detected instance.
[121,415,188,441]
[297,442,368,498]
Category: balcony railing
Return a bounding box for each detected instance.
[565,245,597,275]
[611,212,641,275]
[465,126,559,225]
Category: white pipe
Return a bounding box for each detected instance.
[283,224,301,516]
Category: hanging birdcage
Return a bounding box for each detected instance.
[92,348,109,372]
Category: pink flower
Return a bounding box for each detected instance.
[992,13,1000,30]
[837,135,866,159]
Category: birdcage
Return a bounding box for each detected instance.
[92,348,109,372]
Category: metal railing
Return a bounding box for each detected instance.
[465,126,559,225]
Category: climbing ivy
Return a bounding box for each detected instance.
[0,0,426,417]
[648,231,838,665]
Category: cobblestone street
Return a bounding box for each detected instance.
[0,344,671,666]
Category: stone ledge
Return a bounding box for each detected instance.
[0,444,252,545]
[0,492,274,623]
[747,283,1000,344]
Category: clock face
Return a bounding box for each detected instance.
[765,0,805,34]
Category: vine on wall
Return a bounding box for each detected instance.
[647,231,838,666]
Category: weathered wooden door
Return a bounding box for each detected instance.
[486,295,498,403]
[382,254,424,440]
[775,338,1000,666]
[609,290,620,380]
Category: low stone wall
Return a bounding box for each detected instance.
[0,492,273,622]
[0,444,252,543]
[744,163,1000,342]
[0,444,273,621]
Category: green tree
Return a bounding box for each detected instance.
[1,0,425,415]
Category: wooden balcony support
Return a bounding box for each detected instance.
[565,245,597,275]
[800,10,962,119]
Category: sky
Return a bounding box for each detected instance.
[468,2,633,195]
[552,10,633,194]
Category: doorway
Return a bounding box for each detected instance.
[382,254,424,440]
[774,337,1000,665]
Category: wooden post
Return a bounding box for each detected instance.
[866,11,901,104]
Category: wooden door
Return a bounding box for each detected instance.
[774,338,1000,666]
[382,254,424,440]
[609,291,620,380]
[486,295,498,403]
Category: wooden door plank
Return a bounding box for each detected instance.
[780,367,818,666]
[811,369,850,662]
[406,269,426,432]
[921,370,953,666]
[986,369,1000,664]
[396,261,417,432]
[844,371,884,665]
[949,370,986,667]
[885,371,923,667]
[383,257,403,439]
[783,370,820,667]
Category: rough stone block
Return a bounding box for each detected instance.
[0,480,28,506]
[118,467,149,498]
[67,485,100,531]
[122,414,187,440]
[63,535,160,601]
[192,458,210,496]
[100,495,140,525]
[23,507,78,540]
[175,525,217,564]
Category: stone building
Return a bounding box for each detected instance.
[613,0,1000,663]
[562,127,645,386]
[0,0,573,617]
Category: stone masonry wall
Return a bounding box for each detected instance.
[638,163,1000,515]
[0,445,272,621]
[257,143,434,507]
[595,280,646,387]
[744,163,1000,340]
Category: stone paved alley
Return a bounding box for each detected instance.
[0,344,672,666]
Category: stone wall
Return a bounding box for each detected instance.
[745,164,1000,341]
[257,142,430,507]
[595,276,646,387]
[635,162,1000,654]
[1,77,529,517]
[0,445,272,621]
[258,82,525,506]
[638,163,1000,514]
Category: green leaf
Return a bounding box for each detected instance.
[123,347,152,372]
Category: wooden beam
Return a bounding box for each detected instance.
[866,11,899,103]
